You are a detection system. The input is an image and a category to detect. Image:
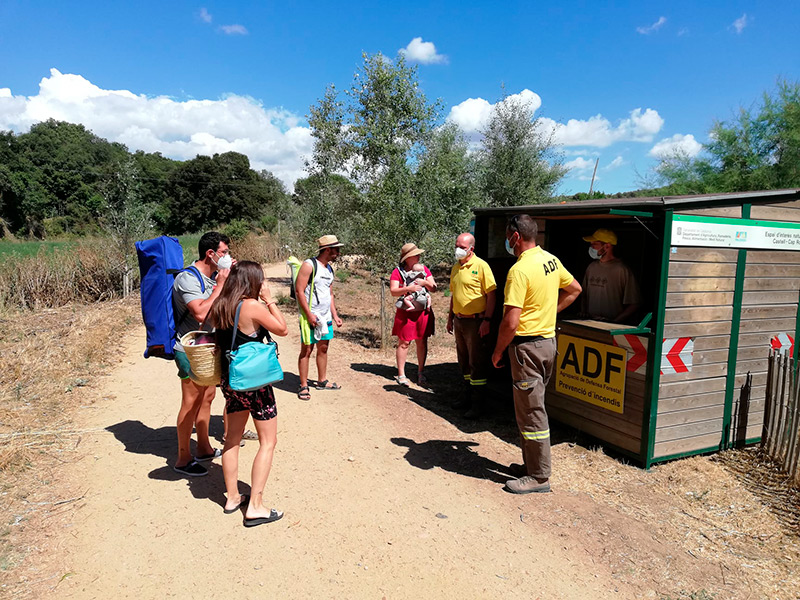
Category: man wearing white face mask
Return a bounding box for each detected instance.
[171,231,231,477]
[582,228,641,324]
[447,233,497,418]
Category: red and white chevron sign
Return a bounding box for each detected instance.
[771,333,794,355]
[613,334,648,375]
[661,337,694,375]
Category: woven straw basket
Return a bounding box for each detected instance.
[180,331,221,386]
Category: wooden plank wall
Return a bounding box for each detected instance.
[655,246,737,458]
[735,198,800,443]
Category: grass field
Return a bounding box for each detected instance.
[0,234,202,265]
[0,239,75,257]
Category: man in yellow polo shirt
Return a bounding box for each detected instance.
[447,232,497,418]
[492,215,582,494]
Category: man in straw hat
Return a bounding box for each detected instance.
[492,215,582,494]
[582,228,641,324]
[295,235,344,401]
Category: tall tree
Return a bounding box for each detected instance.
[101,158,155,295]
[653,79,800,193]
[478,93,566,207]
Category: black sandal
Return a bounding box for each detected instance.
[313,379,341,390]
[297,385,311,401]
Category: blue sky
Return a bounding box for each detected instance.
[1,1,798,194]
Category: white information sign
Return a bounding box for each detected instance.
[672,216,800,250]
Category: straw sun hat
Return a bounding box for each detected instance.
[400,243,424,265]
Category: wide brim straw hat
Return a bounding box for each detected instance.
[318,234,344,249]
[400,242,424,264]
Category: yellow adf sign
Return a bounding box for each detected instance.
[555,335,626,413]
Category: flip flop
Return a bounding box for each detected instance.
[223,494,250,514]
[243,509,284,527]
[195,448,221,462]
[297,386,311,401]
[394,375,410,386]
[313,379,341,390]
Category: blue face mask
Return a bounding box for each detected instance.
[505,237,517,256]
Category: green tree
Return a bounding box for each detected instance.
[305,53,442,270]
[478,93,566,207]
[165,152,287,233]
[101,159,155,296]
[653,80,800,193]
[412,123,481,262]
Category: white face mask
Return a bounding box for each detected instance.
[216,253,233,270]
[455,247,469,261]
[588,247,601,260]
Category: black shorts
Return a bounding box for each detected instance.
[221,382,277,421]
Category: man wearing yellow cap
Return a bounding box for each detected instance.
[582,228,641,324]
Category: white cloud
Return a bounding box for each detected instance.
[220,24,248,35]
[199,8,212,23]
[539,107,664,147]
[0,69,312,188]
[732,13,748,34]
[448,91,663,149]
[637,16,667,34]
[565,157,596,172]
[648,133,703,159]
[605,156,625,170]
[446,89,542,136]
[399,37,447,65]
[677,27,689,37]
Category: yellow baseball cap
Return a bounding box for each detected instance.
[583,228,618,245]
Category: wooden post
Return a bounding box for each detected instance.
[380,278,386,350]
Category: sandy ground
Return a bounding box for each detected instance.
[12,262,795,599]
[31,262,637,600]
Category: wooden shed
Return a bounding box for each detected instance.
[473,189,800,467]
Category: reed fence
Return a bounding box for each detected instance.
[762,349,800,482]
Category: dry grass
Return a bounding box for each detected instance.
[0,240,126,311]
[233,232,290,265]
[0,297,140,581]
[552,443,800,598]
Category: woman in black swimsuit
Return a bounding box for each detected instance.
[208,261,288,527]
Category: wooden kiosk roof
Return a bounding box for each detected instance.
[472,188,800,218]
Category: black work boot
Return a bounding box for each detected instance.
[452,384,471,409]
[464,393,482,420]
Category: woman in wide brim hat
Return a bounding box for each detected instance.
[388,243,437,387]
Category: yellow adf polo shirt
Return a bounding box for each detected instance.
[504,246,574,338]
[449,254,497,315]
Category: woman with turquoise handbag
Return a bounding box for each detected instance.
[208,261,288,527]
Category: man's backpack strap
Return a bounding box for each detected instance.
[172,265,206,331]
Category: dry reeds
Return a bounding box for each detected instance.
[233,232,289,265]
[0,239,129,311]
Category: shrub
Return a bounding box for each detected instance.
[223,219,252,242]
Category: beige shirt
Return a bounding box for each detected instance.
[581,259,641,322]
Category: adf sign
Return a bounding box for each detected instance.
[555,335,627,414]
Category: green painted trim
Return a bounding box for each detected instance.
[720,204,750,450]
[673,213,800,229]
[608,326,652,336]
[649,445,721,464]
[609,209,655,217]
[641,211,673,468]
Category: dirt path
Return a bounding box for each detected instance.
[33,262,641,599]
